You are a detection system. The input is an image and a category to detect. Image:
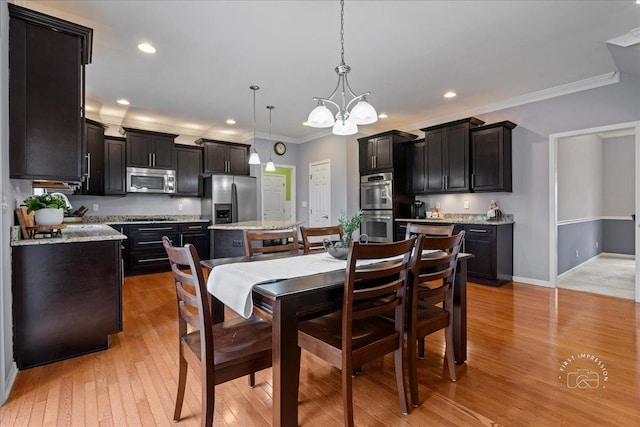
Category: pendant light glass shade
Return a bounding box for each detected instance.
[349,98,378,125]
[307,0,377,136]
[332,117,358,135]
[307,102,335,128]
[248,85,261,165]
[265,105,276,172]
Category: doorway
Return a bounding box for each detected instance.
[549,121,640,302]
[260,164,296,222]
[309,160,331,227]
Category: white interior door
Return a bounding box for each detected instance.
[262,174,286,221]
[309,160,331,227]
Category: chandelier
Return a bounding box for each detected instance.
[306,0,377,136]
[248,85,261,165]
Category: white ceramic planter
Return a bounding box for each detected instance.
[34,208,64,226]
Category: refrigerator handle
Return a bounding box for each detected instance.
[231,182,238,223]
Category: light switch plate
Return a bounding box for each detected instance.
[463,201,469,210]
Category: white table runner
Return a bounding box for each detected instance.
[207,250,438,319]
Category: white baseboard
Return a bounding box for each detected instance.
[2,362,17,405]
[512,276,551,287]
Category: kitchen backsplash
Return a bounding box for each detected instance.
[67,194,201,216]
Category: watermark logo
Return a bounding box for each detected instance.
[559,353,608,402]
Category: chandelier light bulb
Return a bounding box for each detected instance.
[350,99,378,125]
[307,103,335,128]
[332,117,358,135]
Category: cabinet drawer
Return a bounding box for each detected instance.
[464,225,495,237]
[131,231,178,250]
[129,250,170,270]
[179,222,209,232]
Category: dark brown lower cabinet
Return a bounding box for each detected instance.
[12,240,122,369]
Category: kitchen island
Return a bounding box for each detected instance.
[11,224,126,368]
[209,220,304,258]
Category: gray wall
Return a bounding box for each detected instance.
[603,219,635,255]
[603,135,635,216]
[558,221,603,274]
[558,134,603,221]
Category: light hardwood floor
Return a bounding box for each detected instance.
[2,273,639,426]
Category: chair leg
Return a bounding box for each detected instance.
[394,346,410,415]
[418,337,425,359]
[202,364,215,427]
[248,373,255,388]
[407,337,420,407]
[173,353,188,422]
[342,365,354,427]
[444,325,457,381]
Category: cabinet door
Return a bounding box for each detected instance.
[464,226,497,280]
[175,146,202,196]
[83,121,105,195]
[409,140,426,194]
[425,129,446,192]
[373,136,393,170]
[204,142,228,173]
[127,133,152,167]
[9,20,83,181]
[104,138,126,195]
[153,135,176,169]
[181,232,210,260]
[358,140,376,172]
[227,145,248,175]
[444,123,470,192]
[471,126,511,192]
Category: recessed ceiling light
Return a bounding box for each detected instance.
[117,99,130,105]
[137,43,156,54]
[221,130,235,135]
[226,119,236,125]
[378,113,388,119]
[138,116,153,122]
[302,121,309,126]
[444,91,457,98]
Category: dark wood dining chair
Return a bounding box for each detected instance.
[162,236,272,426]
[243,229,299,257]
[406,232,465,407]
[299,225,343,254]
[297,238,415,427]
[405,222,454,238]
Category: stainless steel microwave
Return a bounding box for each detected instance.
[126,167,176,194]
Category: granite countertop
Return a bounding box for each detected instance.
[396,213,514,225]
[209,220,305,230]
[11,224,127,247]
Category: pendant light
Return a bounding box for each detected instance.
[265,106,276,172]
[307,0,377,136]
[248,85,261,165]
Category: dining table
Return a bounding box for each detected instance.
[201,251,472,427]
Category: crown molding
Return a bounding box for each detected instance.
[408,71,621,132]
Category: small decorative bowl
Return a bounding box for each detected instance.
[323,239,350,260]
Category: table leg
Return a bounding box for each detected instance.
[272,297,300,427]
[453,258,467,364]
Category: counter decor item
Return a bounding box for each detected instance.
[23,194,68,226]
[487,200,502,220]
[324,210,368,259]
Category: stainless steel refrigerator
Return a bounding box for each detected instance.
[201,175,258,224]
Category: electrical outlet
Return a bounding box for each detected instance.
[232,240,243,247]
[595,241,599,249]
[463,200,469,210]
[92,203,99,211]
[178,203,183,211]
[575,250,579,258]
[302,201,308,207]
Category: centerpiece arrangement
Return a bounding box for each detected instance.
[323,210,368,259]
[23,193,69,226]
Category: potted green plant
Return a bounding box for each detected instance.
[324,210,368,259]
[23,194,68,226]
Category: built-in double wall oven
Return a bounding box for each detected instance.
[360,172,394,242]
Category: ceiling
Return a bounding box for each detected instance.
[21,0,640,144]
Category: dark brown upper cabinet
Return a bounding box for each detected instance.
[8,4,93,181]
[470,121,516,192]
[198,139,249,175]
[104,136,127,196]
[124,128,177,170]
[413,118,484,194]
[358,130,417,174]
[82,119,107,195]
[175,145,203,197]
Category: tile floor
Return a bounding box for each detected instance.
[558,254,636,300]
